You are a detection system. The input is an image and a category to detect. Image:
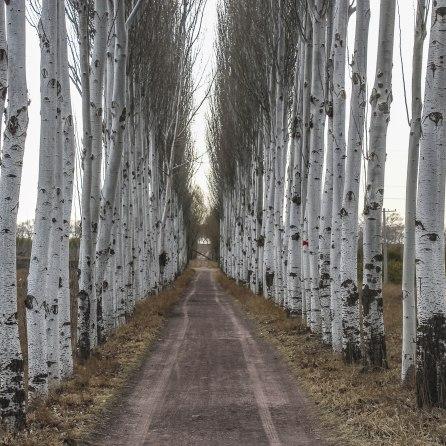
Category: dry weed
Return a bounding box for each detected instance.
[216,272,446,446]
[0,268,195,446]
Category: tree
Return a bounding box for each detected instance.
[415,0,446,408]
[26,0,59,395]
[339,0,370,360]
[401,0,426,384]
[318,0,334,345]
[286,43,304,315]
[77,0,94,359]
[306,0,328,335]
[58,0,76,380]
[329,0,348,351]
[89,0,108,348]
[0,0,28,429]
[362,0,396,369]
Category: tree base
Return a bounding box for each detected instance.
[343,341,362,364]
[416,314,446,408]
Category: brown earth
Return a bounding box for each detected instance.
[87,267,327,446]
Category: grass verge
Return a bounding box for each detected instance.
[1,268,195,446]
[215,271,446,446]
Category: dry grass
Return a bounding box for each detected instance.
[1,268,195,446]
[216,272,446,446]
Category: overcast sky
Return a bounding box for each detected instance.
[18,1,423,222]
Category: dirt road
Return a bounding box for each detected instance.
[89,268,326,446]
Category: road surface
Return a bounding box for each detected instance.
[89,267,327,446]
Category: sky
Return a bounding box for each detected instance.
[18,1,423,222]
[190,0,218,204]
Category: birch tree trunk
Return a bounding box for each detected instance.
[273,7,286,305]
[401,0,426,385]
[339,0,370,360]
[255,142,264,295]
[287,47,304,314]
[0,3,6,140]
[319,130,333,343]
[58,0,75,379]
[263,123,276,297]
[319,1,334,344]
[329,0,348,350]
[89,0,108,348]
[105,0,115,159]
[0,0,28,428]
[307,0,327,334]
[300,17,312,323]
[302,214,311,325]
[95,0,127,344]
[46,0,63,383]
[26,0,58,395]
[362,0,396,369]
[77,0,94,359]
[415,0,446,408]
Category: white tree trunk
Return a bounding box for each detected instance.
[255,142,264,295]
[319,3,335,344]
[104,0,115,161]
[0,1,28,428]
[329,0,348,351]
[273,11,286,305]
[401,0,426,385]
[89,0,108,348]
[58,0,75,378]
[300,19,312,323]
[287,42,304,315]
[77,0,94,359]
[95,0,127,344]
[339,0,370,360]
[46,0,64,383]
[362,0,396,369]
[319,127,333,344]
[307,1,327,334]
[26,0,58,395]
[415,0,446,408]
[302,213,311,325]
[263,123,276,297]
[0,2,6,139]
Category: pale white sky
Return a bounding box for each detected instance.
[190,0,217,204]
[18,1,422,221]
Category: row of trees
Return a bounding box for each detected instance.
[210,0,446,408]
[0,0,201,430]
